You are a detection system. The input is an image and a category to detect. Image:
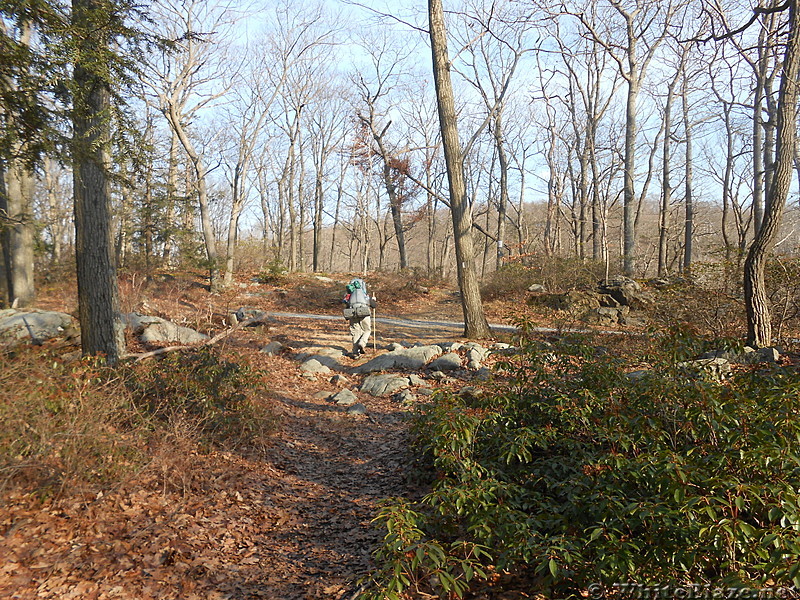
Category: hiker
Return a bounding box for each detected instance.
[342,277,376,356]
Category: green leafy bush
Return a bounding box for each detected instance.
[362,324,800,598]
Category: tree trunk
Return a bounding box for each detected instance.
[682,81,694,274]
[493,110,509,270]
[72,0,125,363]
[752,26,768,235]
[744,0,800,348]
[658,69,678,277]
[1,160,35,307]
[429,0,490,339]
[165,103,220,291]
[0,22,36,307]
[622,70,640,276]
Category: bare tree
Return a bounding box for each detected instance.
[428,0,491,338]
[568,0,684,275]
[141,0,241,291]
[743,1,800,347]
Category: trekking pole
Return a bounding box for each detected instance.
[372,297,377,351]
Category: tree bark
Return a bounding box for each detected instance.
[1,160,35,307]
[165,102,220,291]
[0,21,36,307]
[744,0,800,348]
[682,77,694,274]
[428,0,490,339]
[72,0,125,363]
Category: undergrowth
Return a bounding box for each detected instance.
[360,320,800,599]
[0,346,276,499]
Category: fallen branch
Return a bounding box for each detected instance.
[123,316,261,362]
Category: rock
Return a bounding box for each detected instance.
[354,345,443,374]
[360,374,411,397]
[347,403,368,415]
[0,309,77,344]
[474,367,492,381]
[393,389,417,404]
[458,386,483,401]
[677,357,732,380]
[139,320,209,344]
[418,388,436,396]
[331,389,358,406]
[625,370,652,382]
[313,391,333,400]
[314,275,336,283]
[294,346,345,368]
[699,346,780,365]
[466,345,488,364]
[585,306,629,325]
[753,347,780,363]
[260,341,284,356]
[529,290,601,313]
[232,307,273,325]
[598,294,622,308]
[438,342,463,353]
[299,358,332,376]
[330,374,350,385]
[598,276,655,309]
[429,352,463,371]
[387,342,406,352]
[527,283,547,293]
[598,276,641,306]
[407,374,428,387]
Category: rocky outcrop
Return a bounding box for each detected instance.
[124,313,208,345]
[354,344,444,373]
[360,374,414,397]
[597,276,655,310]
[0,309,77,344]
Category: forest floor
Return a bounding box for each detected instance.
[1,269,546,600]
[0,268,752,600]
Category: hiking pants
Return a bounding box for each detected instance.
[349,313,371,352]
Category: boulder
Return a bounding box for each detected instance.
[527,283,547,293]
[393,389,417,404]
[585,306,629,326]
[354,344,443,374]
[232,307,273,325]
[347,403,368,415]
[598,276,655,309]
[529,290,601,313]
[698,346,780,365]
[138,320,209,345]
[124,312,209,345]
[260,341,284,356]
[598,276,641,306]
[299,358,332,376]
[429,352,463,371]
[294,346,345,368]
[407,374,428,387]
[331,389,358,406]
[677,357,732,380]
[0,309,77,344]
[360,374,411,397]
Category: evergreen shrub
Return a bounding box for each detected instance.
[362,321,800,598]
